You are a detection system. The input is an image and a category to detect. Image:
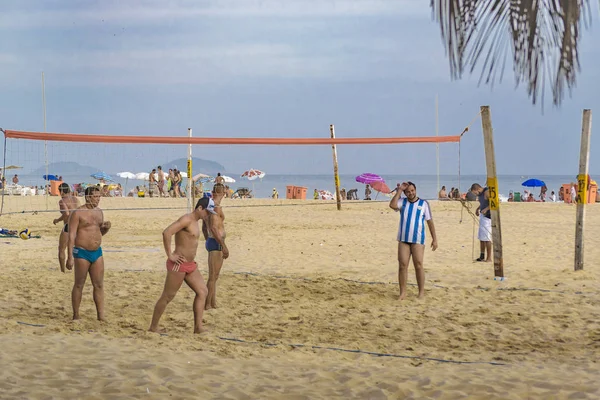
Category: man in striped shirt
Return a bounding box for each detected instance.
[389,181,438,300]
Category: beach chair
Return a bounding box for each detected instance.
[514,192,522,202]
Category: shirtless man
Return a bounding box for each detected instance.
[157,166,166,197]
[203,183,229,310]
[149,197,213,334]
[67,186,111,321]
[215,173,225,185]
[53,183,79,272]
[148,168,157,198]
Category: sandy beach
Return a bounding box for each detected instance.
[1,196,599,399]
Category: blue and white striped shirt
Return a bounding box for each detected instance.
[397,198,432,245]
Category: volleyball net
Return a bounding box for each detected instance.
[1,127,466,216]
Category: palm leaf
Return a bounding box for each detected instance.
[431,0,594,106]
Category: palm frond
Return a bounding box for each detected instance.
[431,0,594,106]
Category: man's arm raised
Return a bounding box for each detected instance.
[389,182,407,211]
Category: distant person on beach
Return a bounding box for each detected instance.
[313,189,319,200]
[157,166,166,197]
[215,173,225,185]
[549,191,556,202]
[438,186,447,199]
[149,168,157,198]
[67,186,111,321]
[364,184,372,200]
[53,182,79,273]
[12,174,19,184]
[570,183,577,204]
[203,184,229,310]
[470,183,492,262]
[272,188,279,199]
[149,197,212,334]
[389,181,438,300]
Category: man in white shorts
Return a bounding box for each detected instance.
[470,183,492,262]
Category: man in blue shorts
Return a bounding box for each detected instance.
[67,186,111,321]
[389,181,438,300]
[202,184,229,309]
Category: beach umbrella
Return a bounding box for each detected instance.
[117,172,136,180]
[522,178,546,188]
[0,165,23,170]
[134,172,150,181]
[241,169,266,181]
[43,174,60,181]
[192,172,211,182]
[370,181,391,194]
[91,172,114,183]
[355,173,385,184]
[117,172,136,190]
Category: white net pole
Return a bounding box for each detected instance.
[42,72,49,211]
[187,128,192,212]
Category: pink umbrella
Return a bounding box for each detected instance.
[241,169,266,181]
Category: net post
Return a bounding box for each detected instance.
[480,106,504,278]
[575,109,592,271]
[330,124,342,210]
[187,128,192,213]
[42,72,49,210]
[435,94,440,195]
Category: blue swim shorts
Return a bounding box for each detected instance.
[73,246,103,264]
[205,238,222,252]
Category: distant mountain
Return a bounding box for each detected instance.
[30,161,100,176]
[160,157,226,175]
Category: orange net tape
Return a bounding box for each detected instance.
[3,130,461,145]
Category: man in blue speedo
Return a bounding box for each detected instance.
[67,186,111,321]
[202,184,229,310]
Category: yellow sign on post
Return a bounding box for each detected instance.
[187,159,192,182]
[577,174,588,204]
[486,177,500,210]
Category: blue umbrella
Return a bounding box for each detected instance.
[91,172,114,182]
[522,178,546,188]
[43,174,60,181]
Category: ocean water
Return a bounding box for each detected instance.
[10,173,578,200]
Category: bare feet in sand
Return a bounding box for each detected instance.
[148,326,167,334]
[194,327,209,334]
[398,293,407,301]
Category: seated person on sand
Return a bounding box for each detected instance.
[526,193,535,202]
[113,184,123,197]
[272,188,279,199]
[313,189,319,200]
[364,184,372,200]
[559,187,564,201]
[549,191,556,202]
[340,188,346,200]
[508,191,514,202]
[438,186,447,199]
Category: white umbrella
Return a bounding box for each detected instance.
[117,172,136,191]
[192,172,211,182]
[135,172,150,180]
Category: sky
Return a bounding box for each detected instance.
[0,0,599,177]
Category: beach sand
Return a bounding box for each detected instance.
[1,196,599,399]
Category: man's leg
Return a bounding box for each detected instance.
[72,258,90,320]
[485,241,493,262]
[410,244,426,299]
[88,256,106,321]
[149,271,186,332]
[184,269,209,333]
[206,250,224,310]
[397,241,411,301]
[58,230,68,273]
[478,241,485,261]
